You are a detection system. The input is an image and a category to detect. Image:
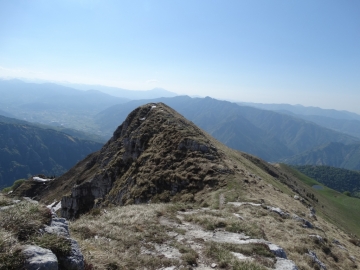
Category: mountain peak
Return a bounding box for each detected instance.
[40,103,232,218]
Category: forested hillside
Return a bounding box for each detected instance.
[292,165,360,198]
[0,120,102,188]
[284,142,360,170]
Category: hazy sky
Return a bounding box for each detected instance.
[0,1,359,113]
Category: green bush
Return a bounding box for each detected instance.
[2,179,26,193]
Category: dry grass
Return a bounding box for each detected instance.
[71,203,180,269]
[205,242,268,270]
[183,211,265,239]
[0,227,22,270]
[0,196,61,270]
[0,201,51,241]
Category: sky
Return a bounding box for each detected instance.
[0,0,359,113]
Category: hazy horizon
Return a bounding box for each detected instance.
[1,1,359,113]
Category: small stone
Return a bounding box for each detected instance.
[307,250,327,270]
[211,263,217,268]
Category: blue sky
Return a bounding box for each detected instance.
[0,0,359,113]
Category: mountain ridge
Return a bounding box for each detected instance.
[94,96,359,161]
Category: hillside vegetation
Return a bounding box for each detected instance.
[280,164,360,237]
[284,142,360,170]
[292,165,360,198]
[0,121,102,188]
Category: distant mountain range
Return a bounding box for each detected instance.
[94,96,359,162]
[239,102,360,121]
[1,79,360,171]
[0,79,130,135]
[239,102,360,139]
[58,82,178,99]
[0,115,102,188]
[287,115,360,139]
[0,109,13,118]
[284,142,360,170]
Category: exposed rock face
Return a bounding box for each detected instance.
[44,207,85,270]
[22,245,58,270]
[55,103,231,218]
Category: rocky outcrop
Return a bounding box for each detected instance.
[46,209,84,270]
[56,103,229,218]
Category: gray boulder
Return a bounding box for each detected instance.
[22,245,58,270]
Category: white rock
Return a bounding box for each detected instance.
[268,243,287,259]
[231,252,253,261]
[233,213,245,220]
[22,245,58,270]
[267,206,289,218]
[309,234,323,243]
[33,176,52,182]
[228,202,261,207]
[275,258,299,270]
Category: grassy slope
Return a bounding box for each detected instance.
[280,164,360,237]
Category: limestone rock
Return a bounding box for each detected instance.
[275,258,299,270]
[22,245,58,270]
[267,206,290,218]
[268,243,287,259]
[44,217,70,237]
[309,234,323,243]
[307,250,327,270]
[292,214,313,228]
[58,239,84,270]
[43,214,84,270]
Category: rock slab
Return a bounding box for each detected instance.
[22,245,58,270]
